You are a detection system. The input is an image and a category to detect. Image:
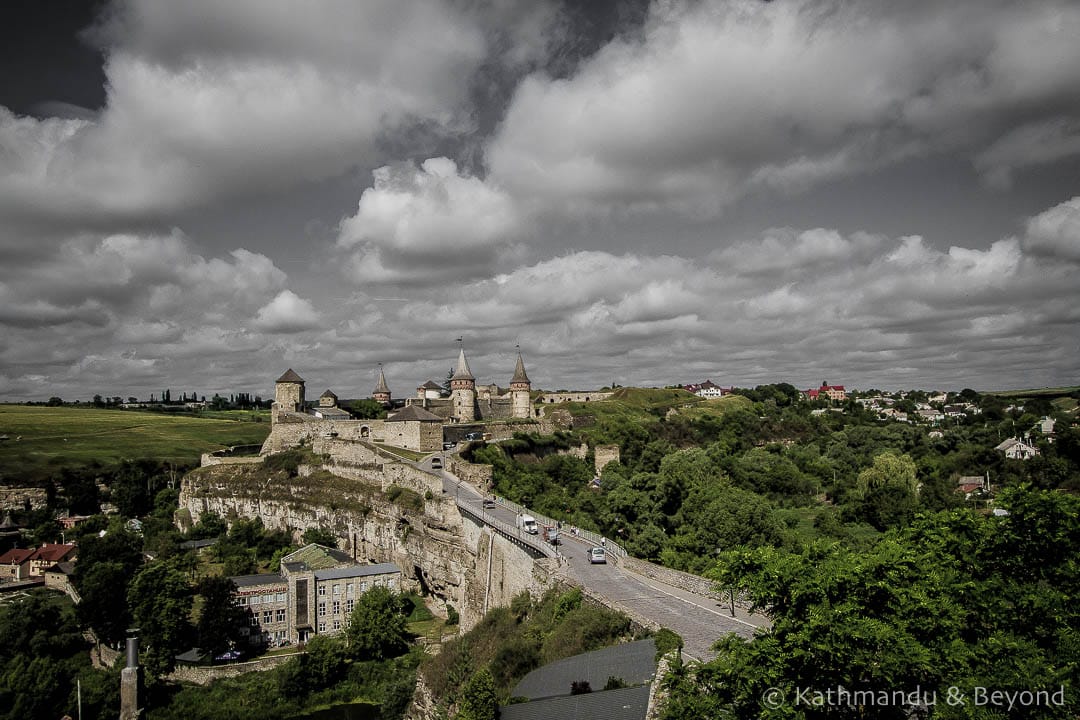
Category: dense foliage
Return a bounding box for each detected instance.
[0,591,118,720]
[475,388,1080,573]
[661,487,1080,719]
[422,586,635,716]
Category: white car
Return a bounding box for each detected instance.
[589,547,606,564]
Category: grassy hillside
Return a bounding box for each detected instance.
[983,385,1080,398]
[0,405,270,481]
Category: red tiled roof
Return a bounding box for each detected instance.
[29,544,77,563]
[0,548,33,564]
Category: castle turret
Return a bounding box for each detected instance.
[273,368,306,422]
[450,347,477,422]
[510,351,532,419]
[373,367,392,406]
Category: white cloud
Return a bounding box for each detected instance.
[337,158,522,282]
[486,0,1080,216]
[253,290,320,333]
[1022,195,1080,262]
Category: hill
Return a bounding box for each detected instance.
[0,405,270,481]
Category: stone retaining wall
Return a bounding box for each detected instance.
[618,556,753,610]
[167,652,300,685]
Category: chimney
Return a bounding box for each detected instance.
[119,628,143,720]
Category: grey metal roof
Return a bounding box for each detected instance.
[314,563,400,581]
[180,538,218,550]
[511,638,657,701]
[511,352,531,385]
[276,368,305,383]
[451,347,475,381]
[230,572,285,588]
[387,404,443,422]
[500,685,651,720]
[313,407,353,419]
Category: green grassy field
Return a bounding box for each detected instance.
[984,385,1080,398]
[0,405,271,481]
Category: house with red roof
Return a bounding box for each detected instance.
[805,382,847,402]
[27,543,77,577]
[0,548,34,582]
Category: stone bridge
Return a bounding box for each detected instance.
[437,460,767,661]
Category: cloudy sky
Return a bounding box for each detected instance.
[1,0,1078,401]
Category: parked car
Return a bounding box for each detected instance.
[430,457,443,469]
[589,547,606,564]
[482,497,497,509]
[443,441,457,450]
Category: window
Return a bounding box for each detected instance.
[249,615,259,626]
[250,595,261,606]
[277,592,287,602]
[346,599,354,614]
[332,600,340,615]
[318,621,326,632]
[318,585,326,597]
[360,581,368,592]
[263,610,272,624]
[346,583,355,599]
[235,596,247,606]
[276,608,285,623]
[318,602,326,617]
[332,584,341,596]
[332,619,341,631]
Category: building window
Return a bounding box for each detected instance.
[346,583,355,599]
[318,621,326,633]
[263,610,272,624]
[235,596,247,606]
[277,592,287,602]
[360,581,368,592]
[250,595,261,605]
[332,619,341,631]
[346,599,354,614]
[318,585,326,597]
[318,602,326,617]
[332,601,340,615]
[276,608,285,623]
[249,615,259,627]
[332,584,341,596]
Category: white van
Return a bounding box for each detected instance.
[517,514,539,534]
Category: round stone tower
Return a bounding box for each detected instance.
[273,368,306,422]
[510,351,532,419]
[450,347,477,423]
[373,366,392,406]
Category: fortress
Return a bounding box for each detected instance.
[262,348,544,454]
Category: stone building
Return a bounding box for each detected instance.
[373,367,392,406]
[231,543,401,647]
[272,368,306,421]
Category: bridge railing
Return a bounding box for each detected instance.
[455,496,556,558]
[483,495,627,559]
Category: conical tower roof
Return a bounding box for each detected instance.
[374,367,390,394]
[511,352,530,385]
[451,347,474,381]
[276,368,305,383]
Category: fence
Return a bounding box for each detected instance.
[482,495,627,559]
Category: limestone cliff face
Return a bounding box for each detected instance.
[177,444,548,630]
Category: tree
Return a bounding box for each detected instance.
[348,399,388,419]
[663,489,1080,719]
[195,575,248,656]
[456,668,498,720]
[128,561,194,677]
[301,527,338,548]
[75,562,132,645]
[345,586,410,661]
[46,396,63,406]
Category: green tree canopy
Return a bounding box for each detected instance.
[128,560,194,677]
[345,586,410,661]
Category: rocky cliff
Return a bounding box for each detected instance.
[177,443,551,630]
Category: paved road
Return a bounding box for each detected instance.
[421,453,767,661]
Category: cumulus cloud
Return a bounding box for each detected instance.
[253,290,320,333]
[0,0,492,224]
[337,157,522,283]
[487,0,1080,216]
[1022,196,1080,262]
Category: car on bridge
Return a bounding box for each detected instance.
[483,497,497,509]
[430,457,443,469]
[589,547,606,564]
